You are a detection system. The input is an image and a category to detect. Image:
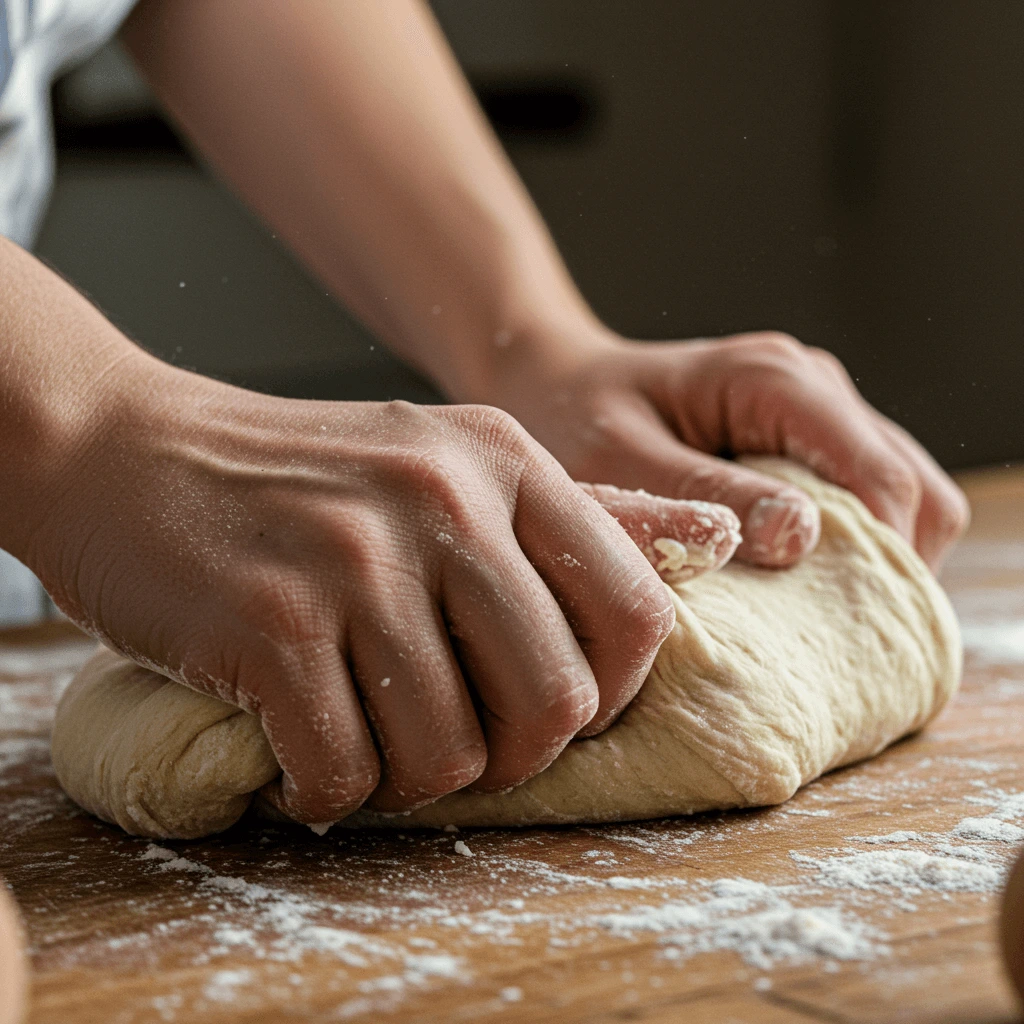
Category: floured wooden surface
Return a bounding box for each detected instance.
[1,466,1023,1024]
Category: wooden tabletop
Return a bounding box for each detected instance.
[2,467,1023,1024]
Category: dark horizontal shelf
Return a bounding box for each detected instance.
[50,76,601,156]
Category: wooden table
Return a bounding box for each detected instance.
[2,468,1023,1024]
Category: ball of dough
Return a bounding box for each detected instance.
[51,459,961,838]
[0,879,28,1024]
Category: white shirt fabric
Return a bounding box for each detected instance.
[0,0,137,245]
[1,0,137,624]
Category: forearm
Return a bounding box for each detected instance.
[121,0,603,403]
[0,237,143,563]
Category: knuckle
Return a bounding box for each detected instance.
[387,446,485,529]
[459,402,523,439]
[616,573,676,647]
[716,332,810,383]
[873,462,922,511]
[322,512,387,570]
[534,670,600,737]
[809,346,850,379]
[756,331,805,357]
[392,741,487,804]
[394,446,460,495]
[456,404,539,463]
[735,331,805,364]
[380,398,433,432]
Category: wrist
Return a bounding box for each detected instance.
[444,300,623,408]
[0,336,156,573]
[466,311,626,412]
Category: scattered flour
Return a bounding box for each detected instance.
[139,845,404,968]
[848,831,930,845]
[794,849,1005,894]
[0,737,49,778]
[953,817,1024,842]
[202,969,253,1003]
[606,876,661,891]
[83,786,1024,1012]
[966,786,1024,822]
[4,631,1024,1020]
[596,878,886,969]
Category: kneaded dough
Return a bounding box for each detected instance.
[51,459,961,838]
[51,650,279,838]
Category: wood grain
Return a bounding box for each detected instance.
[1,466,1022,1024]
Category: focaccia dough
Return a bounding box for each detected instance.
[51,459,961,838]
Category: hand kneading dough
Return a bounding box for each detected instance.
[51,459,961,838]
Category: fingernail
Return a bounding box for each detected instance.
[744,492,821,566]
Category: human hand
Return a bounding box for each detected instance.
[27,352,738,824]
[490,327,969,571]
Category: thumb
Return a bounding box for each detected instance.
[578,481,741,584]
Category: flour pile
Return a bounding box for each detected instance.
[595,878,885,969]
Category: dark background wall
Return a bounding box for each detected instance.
[35,0,1022,470]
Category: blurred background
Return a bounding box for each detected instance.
[36,0,1022,471]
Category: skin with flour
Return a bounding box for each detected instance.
[0,1,969,828]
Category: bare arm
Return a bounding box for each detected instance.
[122,0,969,570]
[0,237,137,563]
[121,0,592,403]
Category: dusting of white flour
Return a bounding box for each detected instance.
[1,606,1023,1021]
[595,878,885,969]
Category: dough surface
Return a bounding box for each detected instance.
[51,459,962,838]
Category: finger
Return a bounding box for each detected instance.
[745,348,923,541]
[348,596,486,812]
[442,541,601,793]
[512,455,676,739]
[576,482,741,583]
[807,349,969,567]
[572,400,820,567]
[869,413,970,570]
[770,396,921,542]
[253,639,380,826]
[662,448,820,568]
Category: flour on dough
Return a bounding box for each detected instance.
[50,459,961,838]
